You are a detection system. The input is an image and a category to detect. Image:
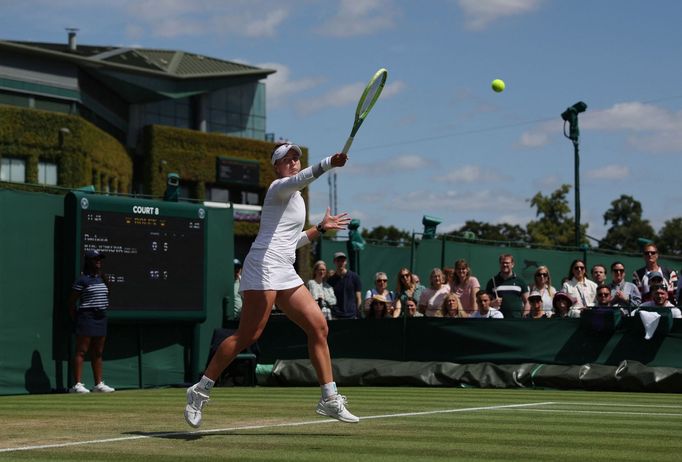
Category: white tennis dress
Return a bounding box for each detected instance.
[240,156,333,292]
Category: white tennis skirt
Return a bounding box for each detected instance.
[240,249,303,292]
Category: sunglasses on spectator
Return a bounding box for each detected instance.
[573,266,585,271]
[376,279,387,282]
[612,268,625,273]
[644,251,657,256]
[597,292,611,297]
[536,273,548,278]
[400,273,410,278]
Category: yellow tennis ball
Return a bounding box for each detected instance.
[491,79,505,93]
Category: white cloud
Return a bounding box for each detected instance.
[519,101,682,153]
[297,80,406,116]
[316,0,399,37]
[395,189,526,213]
[434,165,503,183]
[583,102,682,131]
[586,165,629,180]
[583,102,682,153]
[534,174,561,190]
[458,0,544,31]
[345,154,432,175]
[259,63,325,109]
[518,131,550,148]
[126,0,290,39]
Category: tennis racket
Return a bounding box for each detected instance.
[341,68,388,154]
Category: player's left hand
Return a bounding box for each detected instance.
[320,207,351,231]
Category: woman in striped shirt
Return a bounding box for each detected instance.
[68,250,114,394]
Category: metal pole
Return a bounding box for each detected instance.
[332,172,338,215]
[574,139,580,247]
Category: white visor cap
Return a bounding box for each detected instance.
[271,143,302,165]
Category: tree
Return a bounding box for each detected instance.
[526,184,587,247]
[657,217,682,256]
[361,225,412,246]
[453,220,529,242]
[599,195,655,252]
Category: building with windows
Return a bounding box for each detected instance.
[0,32,310,264]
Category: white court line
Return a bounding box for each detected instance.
[0,401,553,454]
[546,401,682,409]
[500,408,682,418]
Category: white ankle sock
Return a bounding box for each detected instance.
[198,375,215,392]
[321,381,337,400]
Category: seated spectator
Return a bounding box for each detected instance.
[529,265,556,316]
[633,243,677,304]
[393,268,423,318]
[525,290,549,319]
[363,272,396,318]
[442,267,455,291]
[306,260,337,320]
[233,258,243,319]
[561,259,597,317]
[365,294,392,319]
[450,259,480,316]
[608,261,641,315]
[594,284,613,308]
[640,271,671,305]
[591,264,608,286]
[418,268,451,317]
[442,293,465,318]
[637,284,681,315]
[412,273,426,292]
[552,291,575,318]
[471,291,503,318]
[404,297,423,318]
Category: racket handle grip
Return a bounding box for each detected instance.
[341,136,354,155]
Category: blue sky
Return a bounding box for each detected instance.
[3,0,682,241]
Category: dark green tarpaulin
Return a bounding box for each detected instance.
[265,358,682,393]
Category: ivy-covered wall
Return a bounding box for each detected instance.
[0,105,132,192]
[0,110,316,280]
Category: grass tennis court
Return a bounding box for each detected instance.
[1,387,681,461]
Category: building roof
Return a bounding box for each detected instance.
[0,39,275,80]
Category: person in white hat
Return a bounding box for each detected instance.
[525,290,549,319]
[184,143,359,426]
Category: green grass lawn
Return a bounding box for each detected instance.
[1,387,681,461]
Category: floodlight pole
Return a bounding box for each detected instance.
[573,138,580,248]
[562,101,587,247]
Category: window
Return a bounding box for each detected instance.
[1,157,26,183]
[38,161,58,185]
[241,191,260,205]
[205,185,230,203]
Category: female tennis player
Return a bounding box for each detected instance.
[184,143,358,427]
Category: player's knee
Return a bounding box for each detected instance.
[310,321,328,342]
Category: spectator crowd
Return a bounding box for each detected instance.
[307,243,680,321]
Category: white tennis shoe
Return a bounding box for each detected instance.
[69,382,90,394]
[92,382,115,393]
[316,394,359,423]
[184,384,210,428]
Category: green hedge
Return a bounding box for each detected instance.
[0,105,132,192]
